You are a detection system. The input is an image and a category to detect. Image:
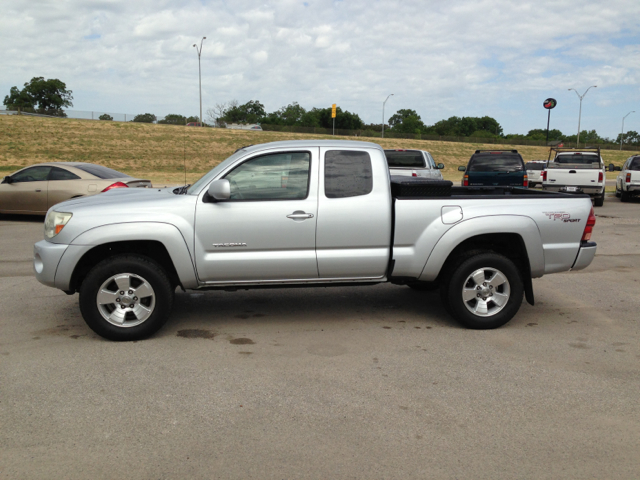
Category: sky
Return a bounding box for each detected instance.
[1,0,639,138]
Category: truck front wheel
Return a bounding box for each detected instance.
[79,254,174,341]
[443,253,523,329]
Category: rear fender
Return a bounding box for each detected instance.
[418,215,544,281]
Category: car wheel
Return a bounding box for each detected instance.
[621,190,630,203]
[615,183,621,198]
[594,189,605,207]
[444,253,523,329]
[79,254,174,341]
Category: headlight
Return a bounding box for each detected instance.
[44,211,73,239]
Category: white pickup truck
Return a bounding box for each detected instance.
[33,140,598,341]
[615,154,640,202]
[542,147,606,206]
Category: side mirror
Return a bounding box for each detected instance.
[436,163,445,169]
[206,179,230,201]
[1,176,13,184]
[458,166,466,172]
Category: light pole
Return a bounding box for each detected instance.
[620,111,635,150]
[381,94,393,138]
[193,37,206,127]
[568,85,596,147]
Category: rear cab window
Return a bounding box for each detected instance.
[628,157,640,171]
[525,162,545,171]
[384,150,426,169]
[325,150,373,198]
[554,153,600,165]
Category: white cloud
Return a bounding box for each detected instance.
[0,0,639,137]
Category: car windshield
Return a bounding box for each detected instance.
[629,158,640,171]
[468,155,523,172]
[385,151,425,168]
[554,154,599,165]
[74,164,131,179]
[525,162,545,170]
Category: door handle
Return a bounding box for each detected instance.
[287,211,314,220]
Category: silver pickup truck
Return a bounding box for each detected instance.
[34,140,598,341]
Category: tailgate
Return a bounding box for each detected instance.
[546,166,600,186]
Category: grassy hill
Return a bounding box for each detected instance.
[0,115,632,186]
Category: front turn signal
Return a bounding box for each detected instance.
[44,211,73,239]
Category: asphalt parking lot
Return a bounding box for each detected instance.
[1,195,639,479]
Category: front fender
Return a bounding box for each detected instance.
[54,222,198,290]
[418,215,544,281]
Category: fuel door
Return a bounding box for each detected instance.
[441,205,463,225]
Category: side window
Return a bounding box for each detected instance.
[11,166,51,183]
[49,167,80,181]
[325,150,373,198]
[426,153,436,168]
[224,151,310,200]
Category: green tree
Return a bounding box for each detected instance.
[617,130,639,145]
[222,100,266,124]
[3,77,73,116]
[388,109,426,134]
[133,113,157,123]
[158,114,187,125]
[526,128,563,141]
[98,113,113,121]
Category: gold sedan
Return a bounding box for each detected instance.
[0,162,152,215]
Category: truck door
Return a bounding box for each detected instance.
[194,148,320,282]
[316,147,392,278]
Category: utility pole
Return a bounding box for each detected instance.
[620,111,635,150]
[382,94,393,138]
[193,37,206,126]
[568,86,596,147]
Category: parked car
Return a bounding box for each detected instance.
[525,161,546,188]
[458,150,527,187]
[542,148,606,207]
[0,163,151,215]
[615,154,640,202]
[34,140,596,341]
[384,149,444,180]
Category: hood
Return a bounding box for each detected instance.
[54,186,176,211]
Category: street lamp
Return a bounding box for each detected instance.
[193,37,206,127]
[620,111,635,150]
[381,94,394,138]
[568,85,596,147]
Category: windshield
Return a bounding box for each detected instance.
[525,162,545,170]
[629,157,640,171]
[468,155,524,172]
[187,149,250,194]
[554,154,600,165]
[74,164,131,179]
[385,151,425,168]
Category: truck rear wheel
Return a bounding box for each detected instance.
[443,253,523,329]
[79,254,174,341]
[594,189,605,207]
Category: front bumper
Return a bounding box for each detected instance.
[34,240,69,288]
[571,241,597,271]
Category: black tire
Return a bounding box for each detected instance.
[407,281,439,291]
[615,184,621,198]
[621,190,630,203]
[443,253,524,329]
[79,254,174,341]
[594,189,605,207]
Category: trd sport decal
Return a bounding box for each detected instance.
[543,212,581,223]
